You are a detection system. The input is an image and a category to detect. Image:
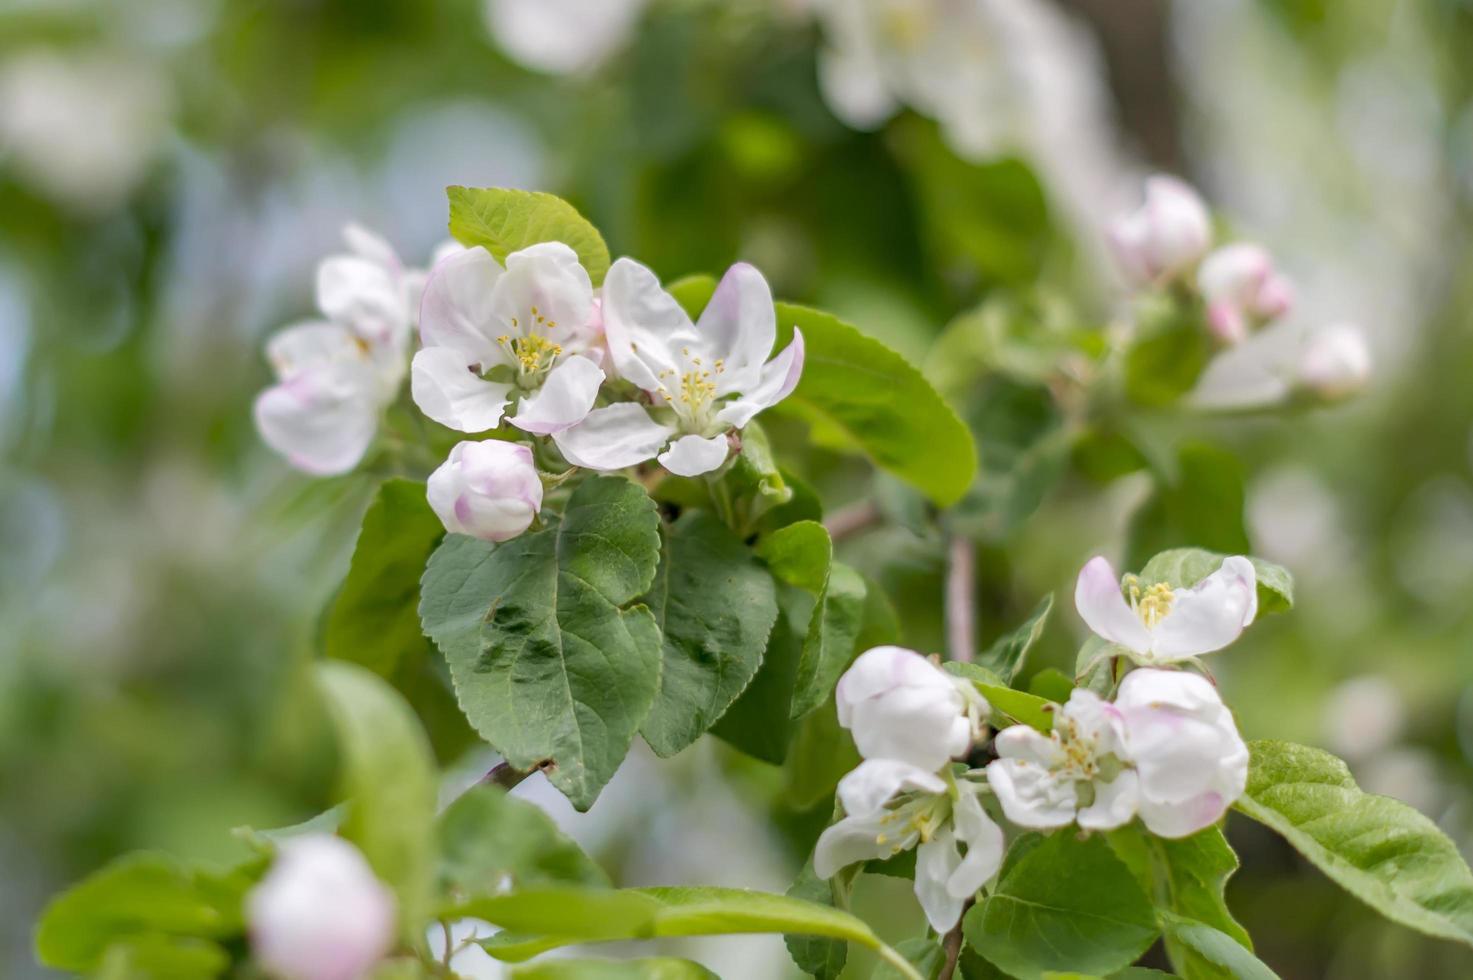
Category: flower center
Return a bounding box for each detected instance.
[1056,718,1100,779]
[656,349,727,435]
[496,332,563,385]
[872,793,948,853]
[1127,579,1175,629]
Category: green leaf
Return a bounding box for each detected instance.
[711,582,807,764]
[1158,915,1280,980]
[1124,299,1213,408]
[317,661,438,937]
[976,594,1054,682]
[874,937,946,979]
[964,833,1159,980]
[1027,668,1075,704]
[783,694,861,811]
[1126,445,1250,572]
[1235,740,1473,947]
[420,475,664,810]
[1137,548,1294,616]
[773,302,977,507]
[512,959,718,979]
[437,785,607,898]
[322,479,476,763]
[95,935,231,980]
[446,187,611,284]
[945,663,1056,732]
[640,512,779,757]
[35,854,252,972]
[785,862,848,980]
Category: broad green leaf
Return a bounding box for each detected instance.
[1236,740,1473,947]
[446,186,611,284]
[1106,825,1252,978]
[711,582,807,764]
[640,512,779,757]
[1126,445,1250,572]
[1123,299,1213,408]
[35,853,252,972]
[758,520,832,594]
[1138,548,1294,616]
[964,833,1159,980]
[437,785,607,899]
[945,663,1054,732]
[322,479,475,763]
[420,476,664,810]
[783,694,861,811]
[370,959,437,980]
[512,959,718,979]
[975,594,1053,682]
[95,935,230,980]
[1027,668,1075,704]
[1158,915,1279,980]
[785,862,848,980]
[317,661,438,937]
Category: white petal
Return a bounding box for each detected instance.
[915,829,966,933]
[816,44,898,130]
[697,262,776,394]
[265,321,359,379]
[599,257,691,392]
[342,223,400,270]
[552,403,675,471]
[836,759,946,819]
[411,347,511,433]
[948,789,1005,898]
[427,440,542,542]
[483,0,642,75]
[1058,689,1128,759]
[813,811,908,880]
[715,328,805,430]
[1077,770,1140,831]
[419,247,504,365]
[657,433,730,477]
[509,355,604,435]
[1151,556,1257,660]
[1137,791,1234,839]
[1075,556,1152,655]
[985,757,1076,829]
[839,646,969,772]
[316,255,406,346]
[992,724,1064,767]
[254,363,380,476]
[1117,668,1249,814]
[493,242,595,348]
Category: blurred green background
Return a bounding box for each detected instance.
[5,0,1473,976]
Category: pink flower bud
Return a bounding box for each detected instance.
[1198,244,1295,344]
[1108,176,1213,286]
[427,440,543,542]
[1298,324,1371,401]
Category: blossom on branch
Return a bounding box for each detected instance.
[1197,243,1295,345]
[835,645,988,772]
[1107,176,1213,287]
[427,440,544,542]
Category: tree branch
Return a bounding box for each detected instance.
[937,897,975,980]
[824,500,882,542]
[480,760,535,791]
[945,536,976,663]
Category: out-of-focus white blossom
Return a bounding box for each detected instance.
[427,440,544,542]
[1296,323,1371,401]
[482,0,648,75]
[1322,675,1406,762]
[247,835,396,980]
[834,645,987,771]
[1075,556,1258,665]
[1197,243,1295,345]
[1107,176,1213,287]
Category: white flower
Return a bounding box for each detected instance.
[1197,244,1294,345]
[1107,176,1213,287]
[814,760,1004,933]
[835,646,987,772]
[482,0,648,75]
[1074,556,1257,664]
[1115,668,1248,838]
[986,689,1139,832]
[427,440,544,542]
[552,260,804,477]
[1296,324,1371,401]
[411,243,606,438]
[247,835,396,980]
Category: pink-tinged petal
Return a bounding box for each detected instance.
[657,433,730,477]
[265,321,359,379]
[410,347,511,433]
[1137,791,1231,839]
[837,759,946,818]
[552,402,675,471]
[254,363,380,476]
[493,242,595,349]
[1150,556,1257,660]
[1206,301,1248,346]
[1075,556,1152,654]
[1077,769,1139,831]
[992,724,1064,767]
[316,255,405,347]
[948,789,1005,898]
[427,441,542,542]
[985,757,1076,829]
[697,262,775,394]
[509,355,604,434]
[915,829,966,932]
[1298,324,1371,401]
[715,327,805,429]
[1117,668,1248,816]
[599,257,690,392]
[814,810,911,879]
[418,247,504,365]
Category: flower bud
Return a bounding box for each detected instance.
[427,440,543,542]
[1108,176,1213,286]
[1297,324,1371,401]
[246,835,396,980]
[1197,243,1294,344]
[1115,669,1248,838]
[834,646,977,772]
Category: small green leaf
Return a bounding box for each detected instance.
[95,935,231,980]
[640,512,780,757]
[976,594,1053,682]
[1027,668,1075,704]
[446,187,611,284]
[1126,445,1250,572]
[1158,914,1280,980]
[512,959,718,979]
[1236,740,1473,947]
[964,833,1159,980]
[785,862,848,980]
[945,664,1055,732]
[317,661,438,937]
[1124,299,1213,408]
[1137,549,1293,616]
[420,476,664,810]
[437,785,607,898]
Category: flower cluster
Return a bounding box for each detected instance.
[816,555,1255,931]
[1109,176,1370,401]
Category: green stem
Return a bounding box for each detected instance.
[874,939,928,980]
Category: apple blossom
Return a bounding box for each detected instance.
[482,0,648,75]
[835,645,989,772]
[1108,176,1213,287]
[427,440,544,542]
[1115,668,1249,837]
[986,688,1139,832]
[815,760,1004,932]
[1197,243,1295,345]
[1296,323,1371,401]
[1075,555,1258,664]
[411,243,607,437]
[246,835,396,980]
[552,259,804,477]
